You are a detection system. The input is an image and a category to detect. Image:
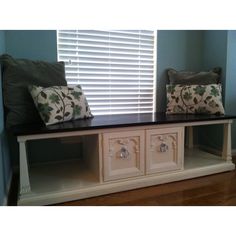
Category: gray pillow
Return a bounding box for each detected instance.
[0,54,67,127]
[167,67,221,85]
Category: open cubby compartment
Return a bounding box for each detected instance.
[183,123,231,172]
[184,147,226,170]
[27,134,101,196]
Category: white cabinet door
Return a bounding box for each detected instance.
[146,127,184,174]
[103,130,145,181]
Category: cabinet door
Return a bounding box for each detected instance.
[103,130,145,181]
[146,127,184,174]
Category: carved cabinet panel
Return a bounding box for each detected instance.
[103,130,145,181]
[146,127,184,174]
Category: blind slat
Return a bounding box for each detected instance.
[57,30,156,115]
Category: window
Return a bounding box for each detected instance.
[57,30,157,115]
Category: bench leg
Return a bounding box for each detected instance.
[19,141,31,194]
[222,123,232,162]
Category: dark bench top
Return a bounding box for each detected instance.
[9,112,236,136]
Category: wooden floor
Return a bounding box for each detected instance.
[55,157,236,206]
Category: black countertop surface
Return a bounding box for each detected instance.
[10,112,236,136]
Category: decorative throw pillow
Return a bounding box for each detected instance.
[167,67,221,85]
[29,85,93,125]
[166,84,225,115]
[0,54,67,127]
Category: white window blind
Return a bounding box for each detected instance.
[57,30,156,115]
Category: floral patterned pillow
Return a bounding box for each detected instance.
[166,84,225,115]
[29,85,93,125]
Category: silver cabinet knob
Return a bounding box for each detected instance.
[120,146,129,159]
[159,143,168,152]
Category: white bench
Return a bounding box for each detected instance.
[11,113,235,205]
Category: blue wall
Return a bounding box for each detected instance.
[5,30,57,61]
[0,30,7,205]
[156,30,204,112]
[198,30,236,150]
[197,31,228,150]
[203,30,228,101]
[0,31,5,53]
[225,31,236,150]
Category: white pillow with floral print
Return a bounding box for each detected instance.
[166,84,225,115]
[29,85,93,125]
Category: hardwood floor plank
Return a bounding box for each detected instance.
[55,168,236,206]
